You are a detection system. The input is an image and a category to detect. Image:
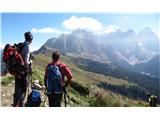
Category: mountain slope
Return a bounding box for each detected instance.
[145,54,160,77]
[32,51,150,106]
[134,54,160,78]
[1,50,150,106]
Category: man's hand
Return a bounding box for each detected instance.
[30,60,33,64]
[63,86,67,94]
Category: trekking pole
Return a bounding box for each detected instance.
[41,87,47,107]
[27,65,32,97]
[63,86,67,107]
[41,91,48,107]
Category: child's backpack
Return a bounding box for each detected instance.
[2,43,26,75]
[46,65,63,94]
[25,89,42,107]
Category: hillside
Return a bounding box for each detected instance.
[134,54,160,78]
[1,50,150,107]
[69,56,159,99]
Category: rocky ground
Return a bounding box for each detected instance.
[1,82,49,107]
[1,82,14,107]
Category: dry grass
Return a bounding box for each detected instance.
[90,88,148,107]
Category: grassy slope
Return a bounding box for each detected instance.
[32,53,148,106]
[1,53,148,106]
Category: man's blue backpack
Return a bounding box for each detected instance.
[26,89,41,107]
[46,65,63,94]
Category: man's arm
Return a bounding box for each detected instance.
[44,65,49,89]
[63,66,73,87]
[22,45,30,65]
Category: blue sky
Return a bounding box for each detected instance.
[1,13,159,51]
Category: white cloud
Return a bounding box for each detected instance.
[31,27,62,34]
[62,31,71,35]
[31,28,38,33]
[62,16,120,35]
[62,16,103,32]
[102,25,120,34]
[0,43,4,49]
[39,28,60,34]
[138,42,142,46]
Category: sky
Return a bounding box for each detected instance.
[1,13,159,51]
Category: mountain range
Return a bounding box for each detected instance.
[37,28,159,78]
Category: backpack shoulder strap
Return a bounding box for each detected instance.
[55,63,63,73]
[14,42,26,54]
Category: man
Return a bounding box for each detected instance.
[13,31,33,107]
[147,93,158,107]
[44,51,72,107]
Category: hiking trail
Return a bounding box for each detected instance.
[1,82,14,107]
